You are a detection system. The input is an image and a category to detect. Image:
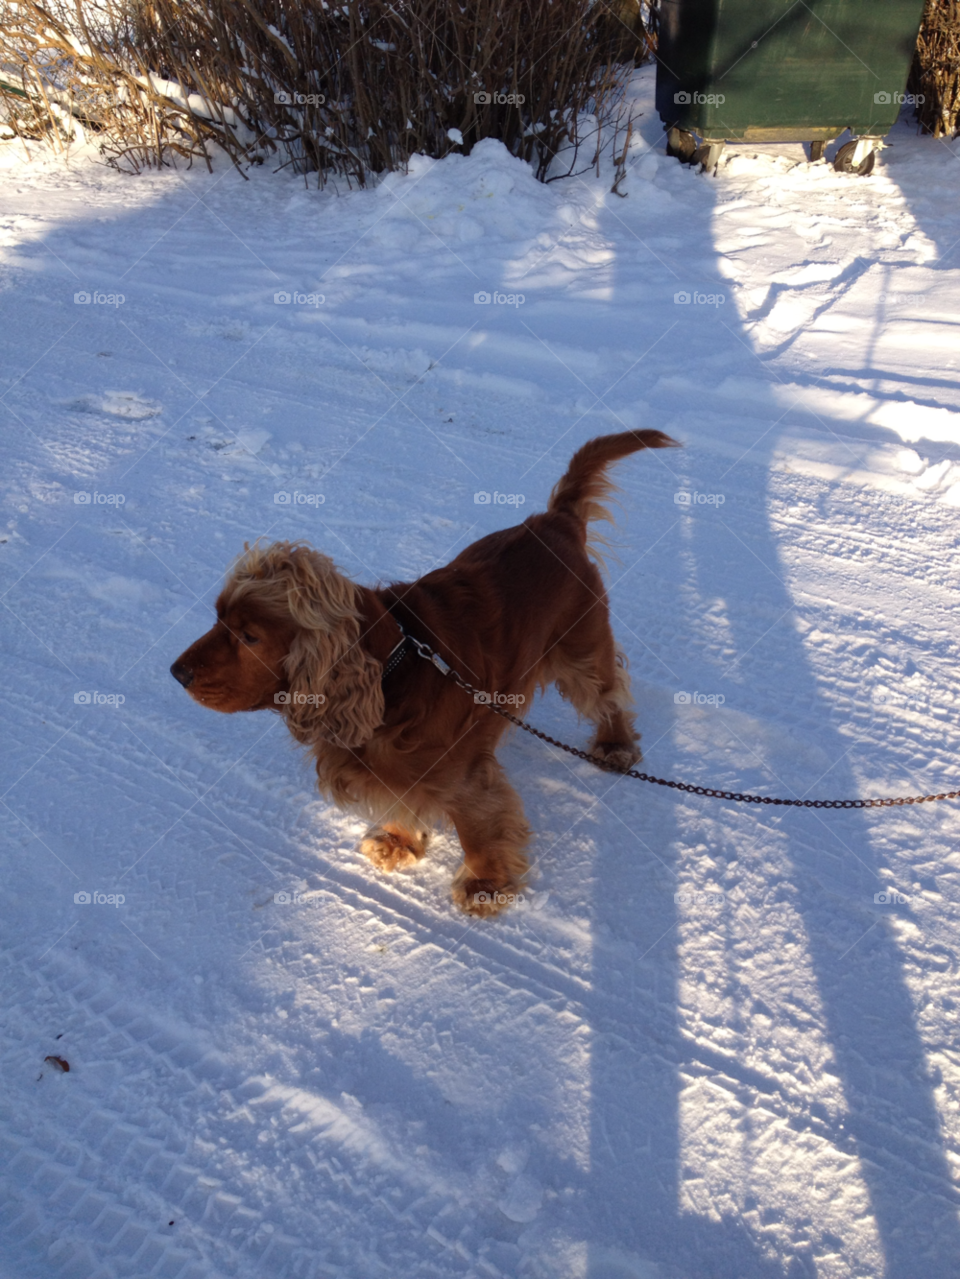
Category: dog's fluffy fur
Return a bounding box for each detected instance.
[171,430,679,915]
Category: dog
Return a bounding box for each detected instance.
[171,430,679,915]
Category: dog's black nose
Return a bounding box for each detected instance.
[170,661,194,688]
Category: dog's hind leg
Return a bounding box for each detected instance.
[552,606,642,772]
[447,757,531,917]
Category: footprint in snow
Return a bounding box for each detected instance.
[69,391,161,420]
[498,1172,542,1223]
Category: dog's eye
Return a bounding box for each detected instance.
[241,631,260,645]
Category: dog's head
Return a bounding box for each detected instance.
[170,541,385,749]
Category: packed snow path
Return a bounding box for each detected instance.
[2,67,960,1279]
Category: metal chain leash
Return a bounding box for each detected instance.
[404,635,960,811]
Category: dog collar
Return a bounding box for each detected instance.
[380,628,411,684]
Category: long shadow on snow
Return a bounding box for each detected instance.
[582,136,960,1278]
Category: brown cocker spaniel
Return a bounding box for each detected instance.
[171,430,679,916]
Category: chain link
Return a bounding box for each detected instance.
[404,635,960,811]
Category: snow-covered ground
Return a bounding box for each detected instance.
[2,64,960,1279]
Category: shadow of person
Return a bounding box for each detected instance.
[577,92,960,1276]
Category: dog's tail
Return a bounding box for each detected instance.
[547,430,681,530]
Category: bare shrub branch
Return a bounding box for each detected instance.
[909,0,960,137]
[1,0,644,182]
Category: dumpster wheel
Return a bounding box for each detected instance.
[833,139,877,176]
[666,126,698,164]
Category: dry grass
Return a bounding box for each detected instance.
[0,1,229,169]
[0,0,647,182]
[909,0,960,137]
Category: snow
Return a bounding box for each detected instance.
[2,64,960,1278]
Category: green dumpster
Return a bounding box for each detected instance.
[656,0,927,173]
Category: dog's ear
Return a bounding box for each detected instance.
[279,549,385,750]
[284,625,384,749]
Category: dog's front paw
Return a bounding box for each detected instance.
[452,876,525,917]
[590,740,642,772]
[360,826,426,873]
